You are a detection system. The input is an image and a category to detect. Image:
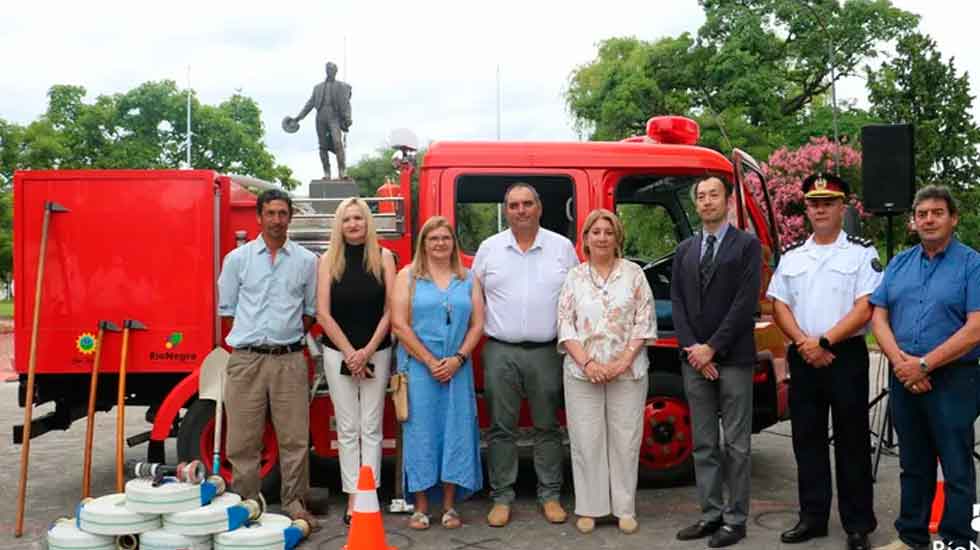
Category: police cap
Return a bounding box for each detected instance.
[802,173,849,199]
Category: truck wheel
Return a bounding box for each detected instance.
[640,371,694,484]
[176,399,282,502]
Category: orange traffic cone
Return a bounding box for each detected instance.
[344,465,395,550]
[929,462,945,534]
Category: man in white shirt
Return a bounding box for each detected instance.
[473,183,579,527]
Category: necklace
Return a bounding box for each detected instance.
[588,260,615,295]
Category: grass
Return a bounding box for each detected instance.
[0,300,12,318]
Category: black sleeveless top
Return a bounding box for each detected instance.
[322,244,390,351]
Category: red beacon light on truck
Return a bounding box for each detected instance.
[645,116,700,145]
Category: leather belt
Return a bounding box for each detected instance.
[236,341,304,355]
[487,336,557,349]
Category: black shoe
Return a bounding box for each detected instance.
[846,533,870,550]
[343,512,352,526]
[780,519,828,543]
[676,519,723,540]
[708,524,746,548]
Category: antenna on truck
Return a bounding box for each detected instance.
[186,65,192,169]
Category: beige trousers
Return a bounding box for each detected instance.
[564,370,647,518]
[224,350,310,508]
[321,345,391,493]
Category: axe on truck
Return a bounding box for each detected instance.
[15,201,70,537]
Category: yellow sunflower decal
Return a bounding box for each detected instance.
[76,332,97,355]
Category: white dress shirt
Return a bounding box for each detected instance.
[472,228,579,343]
[766,231,882,337]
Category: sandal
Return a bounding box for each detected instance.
[408,511,430,530]
[441,508,462,529]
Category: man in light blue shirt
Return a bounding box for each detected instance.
[217,189,319,528]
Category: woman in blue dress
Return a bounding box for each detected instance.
[391,216,485,530]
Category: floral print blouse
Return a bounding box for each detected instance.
[557,259,658,380]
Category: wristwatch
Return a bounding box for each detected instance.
[818,336,832,351]
[918,357,929,375]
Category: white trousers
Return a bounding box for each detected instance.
[322,345,391,493]
[564,370,647,518]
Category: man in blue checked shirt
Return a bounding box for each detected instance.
[870,185,980,550]
[218,188,319,529]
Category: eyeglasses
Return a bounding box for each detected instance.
[426,235,454,243]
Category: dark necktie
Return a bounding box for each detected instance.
[700,234,716,294]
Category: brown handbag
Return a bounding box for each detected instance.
[390,268,417,422]
[390,372,409,422]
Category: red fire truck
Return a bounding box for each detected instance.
[13,115,789,496]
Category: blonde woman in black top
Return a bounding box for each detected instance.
[317,197,397,525]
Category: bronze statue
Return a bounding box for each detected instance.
[284,61,352,179]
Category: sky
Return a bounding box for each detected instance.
[1,0,977,192]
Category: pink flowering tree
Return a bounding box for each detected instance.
[744,137,864,246]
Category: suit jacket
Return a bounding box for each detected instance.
[297,80,352,129]
[670,226,762,367]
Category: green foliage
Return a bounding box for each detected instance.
[347,147,401,196]
[566,35,697,140]
[866,32,980,192]
[6,81,298,189]
[456,203,502,254]
[346,146,425,209]
[619,204,681,259]
[565,1,919,156]
[0,82,301,283]
[0,192,10,289]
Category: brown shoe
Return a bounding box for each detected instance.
[283,500,320,532]
[542,500,567,524]
[487,504,511,527]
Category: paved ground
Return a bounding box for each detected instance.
[0,344,975,550]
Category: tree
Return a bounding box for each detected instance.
[760,137,863,245]
[866,32,980,191]
[565,1,918,157]
[0,191,10,296]
[346,147,401,196]
[0,82,301,284]
[566,35,698,141]
[12,81,299,188]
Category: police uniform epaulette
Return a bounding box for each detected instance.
[781,239,806,254]
[846,234,874,248]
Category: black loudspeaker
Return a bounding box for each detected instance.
[862,124,915,214]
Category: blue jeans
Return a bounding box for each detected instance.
[889,363,979,548]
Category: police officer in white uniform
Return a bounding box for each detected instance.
[767,174,883,550]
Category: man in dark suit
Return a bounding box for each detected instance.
[671,176,762,548]
[290,61,353,178]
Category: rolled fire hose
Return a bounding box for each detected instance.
[77,494,161,535]
[46,518,115,550]
[214,515,312,550]
[162,493,264,535]
[125,475,226,514]
[138,527,212,550]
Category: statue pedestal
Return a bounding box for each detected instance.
[309,179,358,214]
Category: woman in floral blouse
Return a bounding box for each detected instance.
[557,208,657,535]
